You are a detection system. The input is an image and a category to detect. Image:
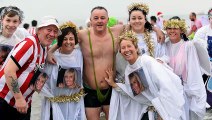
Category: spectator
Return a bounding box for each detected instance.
[156,12,165,29]
[28,20,37,35]
[150,16,157,27]
[23,23,29,30]
[187,12,203,39]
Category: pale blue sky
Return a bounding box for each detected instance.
[0,0,211,27]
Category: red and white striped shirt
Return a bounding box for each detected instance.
[0,35,47,107]
[28,27,36,35]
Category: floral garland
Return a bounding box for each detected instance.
[143,30,154,57]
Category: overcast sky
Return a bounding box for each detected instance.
[1,0,211,27]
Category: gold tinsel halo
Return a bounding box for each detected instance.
[119,30,138,44]
[163,19,187,34]
[128,3,149,14]
[59,21,78,33]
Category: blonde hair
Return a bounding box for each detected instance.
[119,30,138,48]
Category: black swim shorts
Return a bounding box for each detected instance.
[84,86,112,107]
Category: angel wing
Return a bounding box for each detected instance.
[193,39,211,76]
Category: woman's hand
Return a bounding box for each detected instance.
[47,51,57,64]
[105,68,118,88]
[47,44,59,64]
[153,27,165,43]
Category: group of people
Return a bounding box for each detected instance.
[0,2,211,120]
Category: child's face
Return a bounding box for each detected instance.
[130,76,142,95]
[35,75,46,91]
[2,14,20,37]
[64,72,75,87]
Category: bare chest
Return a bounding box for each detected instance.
[81,36,116,58]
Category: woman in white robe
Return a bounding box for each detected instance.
[106,30,185,120]
[116,2,167,89]
[193,8,212,108]
[163,17,206,120]
[127,3,165,58]
[41,22,85,120]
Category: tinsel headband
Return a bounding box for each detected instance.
[59,21,78,33]
[163,19,187,34]
[0,6,24,22]
[119,30,138,43]
[128,3,149,15]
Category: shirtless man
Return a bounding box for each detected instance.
[79,7,122,120]
[48,6,164,120]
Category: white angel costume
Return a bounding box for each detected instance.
[41,47,85,120]
[110,55,185,120]
[116,32,167,83]
[193,24,212,75]
[0,27,30,46]
[136,32,166,59]
[193,24,212,48]
[165,39,207,120]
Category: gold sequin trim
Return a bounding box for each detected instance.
[47,88,85,102]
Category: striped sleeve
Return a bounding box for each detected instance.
[11,39,34,68]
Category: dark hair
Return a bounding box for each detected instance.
[23,23,29,29]
[91,6,108,14]
[0,45,12,63]
[39,72,48,79]
[191,12,196,17]
[150,16,157,23]
[31,20,37,27]
[208,8,212,15]
[169,16,188,41]
[169,16,181,20]
[57,27,78,47]
[128,8,152,32]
